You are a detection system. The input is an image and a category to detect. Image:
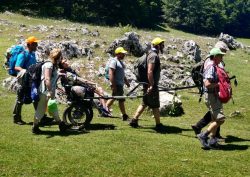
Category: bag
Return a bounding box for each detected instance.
[216,66,232,103]
[7,45,27,76]
[104,59,117,80]
[191,58,207,93]
[24,61,49,102]
[133,54,148,82]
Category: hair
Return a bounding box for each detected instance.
[49,48,62,65]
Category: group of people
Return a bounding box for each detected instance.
[10,35,230,149]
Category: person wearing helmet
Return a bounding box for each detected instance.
[191,41,229,140]
[106,47,130,121]
[12,36,39,125]
[197,48,227,149]
[129,37,165,132]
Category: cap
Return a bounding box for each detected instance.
[115,47,128,55]
[151,37,165,46]
[25,36,40,44]
[214,41,229,51]
[209,48,226,56]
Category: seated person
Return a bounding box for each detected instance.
[58,59,111,117]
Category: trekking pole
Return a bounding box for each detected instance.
[85,95,145,100]
[126,82,148,96]
[158,85,198,92]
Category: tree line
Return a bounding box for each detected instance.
[0,0,249,37]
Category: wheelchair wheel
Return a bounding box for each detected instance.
[63,104,93,127]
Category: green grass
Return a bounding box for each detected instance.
[0,13,249,177]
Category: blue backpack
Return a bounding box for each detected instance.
[8,45,27,76]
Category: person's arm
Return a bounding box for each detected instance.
[109,67,117,92]
[14,53,26,72]
[44,67,53,98]
[204,79,219,88]
[147,62,155,93]
[124,77,130,87]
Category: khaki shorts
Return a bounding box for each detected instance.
[204,93,225,121]
[142,87,160,108]
[112,85,125,102]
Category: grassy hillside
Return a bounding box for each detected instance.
[0,13,249,177]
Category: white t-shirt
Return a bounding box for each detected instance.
[39,61,58,95]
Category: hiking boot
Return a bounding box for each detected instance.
[191,125,201,136]
[14,119,26,125]
[155,123,167,133]
[129,118,139,128]
[208,138,220,149]
[32,126,42,134]
[216,135,225,142]
[197,133,210,149]
[122,114,129,121]
[59,121,70,133]
[39,115,56,126]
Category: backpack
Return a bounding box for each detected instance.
[23,61,50,102]
[133,53,148,82]
[7,45,27,76]
[191,59,206,93]
[216,66,232,103]
[104,59,117,80]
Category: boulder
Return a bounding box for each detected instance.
[159,92,183,116]
[181,40,201,62]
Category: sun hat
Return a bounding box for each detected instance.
[25,36,40,44]
[151,37,165,46]
[209,47,226,56]
[115,47,128,54]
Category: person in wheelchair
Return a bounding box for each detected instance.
[58,59,112,117]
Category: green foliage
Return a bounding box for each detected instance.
[162,0,250,37]
[162,0,226,35]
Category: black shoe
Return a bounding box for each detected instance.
[122,114,129,121]
[129,118,139,128]
[39,116,56,126]
[59,122,71,133]
[155,123,167,133]
[191,125,201,136]
[14,119,26,125]
[32,126,42,134]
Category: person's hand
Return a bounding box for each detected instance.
[47,91,53,99]
[147,86,153,95]
[111,85,117,93]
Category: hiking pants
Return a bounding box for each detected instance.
[13,86,37,121]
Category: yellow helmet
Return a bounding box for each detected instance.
[115,47,128,55]
[151,37,165,46]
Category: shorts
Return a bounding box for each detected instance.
[204,93,225,121]
[142,87,160,108]
[112,85,125,102]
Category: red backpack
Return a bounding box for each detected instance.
[216,66,232,103]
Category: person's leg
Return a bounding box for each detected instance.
[152,108,160,125]
[33,94,47,134]
[129,104,146,128]
[13,87,25,125]
[195,111,211,129]
[191,111,211,135]
[106,99,115,110]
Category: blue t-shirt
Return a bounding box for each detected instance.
[15,50,37,72]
